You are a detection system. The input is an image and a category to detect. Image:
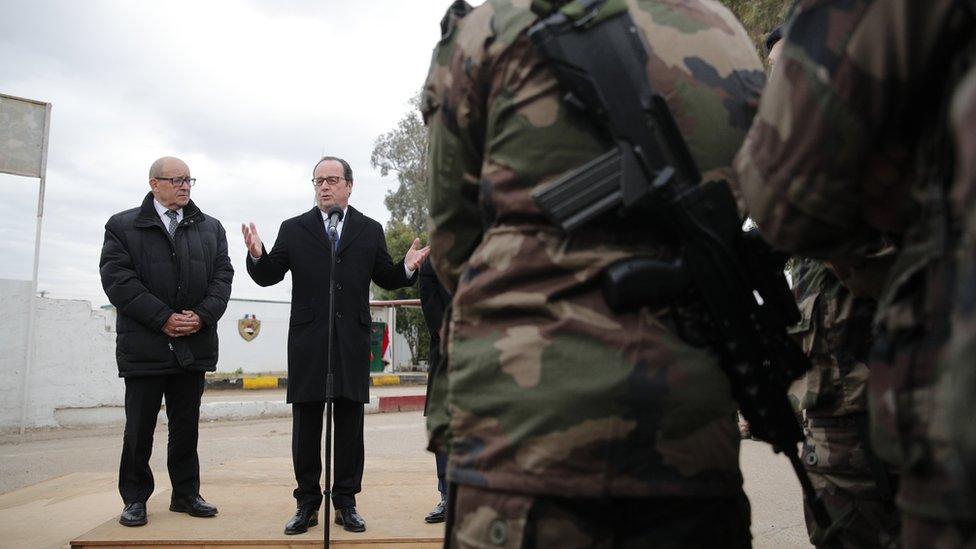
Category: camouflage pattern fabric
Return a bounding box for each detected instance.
[900,513,976,549]
[946,64,976,521]
[801,424,900,548]
[789,258,899,546]
[734,0,976,536]
[447,484,751,549]
[788,258,874,417]
[422,0,764,505]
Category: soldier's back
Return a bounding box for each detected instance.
[946,58,976,538]
[735,0,976,545]
[423,0,763,546]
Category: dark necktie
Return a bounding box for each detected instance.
[165,210,179,239]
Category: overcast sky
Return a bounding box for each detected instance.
[0,0,463,306]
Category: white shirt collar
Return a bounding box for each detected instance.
[153,198,183,222]
[319,206,349,222]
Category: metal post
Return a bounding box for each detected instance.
[391,305,397,371]
[19,102,51,435]
[386,306,393,372]
[323,227,339,547]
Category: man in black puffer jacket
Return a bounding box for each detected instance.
[99,156,233,527]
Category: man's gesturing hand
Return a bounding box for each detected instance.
[242,222,263,258]
[404,238,431,271]
[163,313,197,337]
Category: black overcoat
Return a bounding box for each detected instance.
[246,206,415,403]
[418,258,451,414]
[100,192,234,377]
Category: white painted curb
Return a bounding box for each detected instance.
[364,396,380,415]
[199,401,290,422]
[54,396,386,429]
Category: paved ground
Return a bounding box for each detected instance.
[202,386,427,403]
[0,410,811,548]
[0,394,429,496]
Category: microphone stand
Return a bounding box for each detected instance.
[324,225,339,548]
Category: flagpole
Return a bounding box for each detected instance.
[19,102,52,434]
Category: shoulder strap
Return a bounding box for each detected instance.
[531,0,627,26]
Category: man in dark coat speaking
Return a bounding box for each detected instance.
[242,156,428,534]
[100,156,233,527]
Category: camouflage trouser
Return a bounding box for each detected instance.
[900,511,976,548]
[446,484,751,549]
[801,417,900,548]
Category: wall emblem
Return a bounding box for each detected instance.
[238,313,261,342]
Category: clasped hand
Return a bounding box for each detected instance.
[163,310,202,337]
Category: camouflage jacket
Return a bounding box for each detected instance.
[946,63,976,499]
[788,258,874,418]
[422,0,764,498]
[735,0,976,520]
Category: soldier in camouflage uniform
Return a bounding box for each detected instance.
[735,1,976,546]
[789,258,900,547]
[763,26,900,548]
[946,60,976,535]
[421,0,764,546]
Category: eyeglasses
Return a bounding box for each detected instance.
[312,176,346,187]
[155,177,196,187]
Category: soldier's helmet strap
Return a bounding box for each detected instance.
[531,0,627,27]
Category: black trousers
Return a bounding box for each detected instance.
[119,371,205,504]
[292,398,364,510]
[436,451,448,498]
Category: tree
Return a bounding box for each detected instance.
[370,92,431,368]
[371,92,429,235]
[372,221,429,366]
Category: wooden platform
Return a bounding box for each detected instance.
[69,457,444,548]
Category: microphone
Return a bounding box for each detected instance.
[326,206,343,242]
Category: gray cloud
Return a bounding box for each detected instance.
[0,0,457,306]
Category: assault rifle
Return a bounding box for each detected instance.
[528,0,837,542]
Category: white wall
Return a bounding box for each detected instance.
[214,299,291,373]
[369,306,416,371]
[214,298,414,373]
[0,279,31,430]
[0,281,416,431]
[0,279,120,431]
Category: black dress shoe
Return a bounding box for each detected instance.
[425,498,447,523]
[284,506,319,535]
[169,495,218,517]
[119,502,147,527]
[334,507,366,532]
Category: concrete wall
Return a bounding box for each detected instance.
[213,299,414,373]
[0,281,416,431]
[0,279,31,430]
[99,298,416,374]
[0,281,300,430]
[213,299,291,373]
[0,279,120,431]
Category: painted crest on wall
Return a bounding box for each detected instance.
[238,313,261,342]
